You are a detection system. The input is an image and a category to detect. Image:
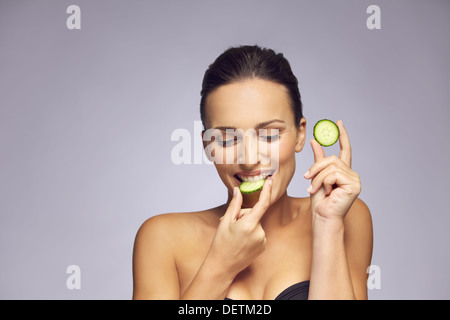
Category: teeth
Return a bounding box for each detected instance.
[238,173,271,182]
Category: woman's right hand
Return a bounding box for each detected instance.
[207,179,273,278]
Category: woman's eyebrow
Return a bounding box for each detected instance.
[212,119,286,131]
[255,119,286,128]
[212,126,236,131]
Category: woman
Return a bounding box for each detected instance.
[132,45,373,300]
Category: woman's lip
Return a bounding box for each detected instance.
[234,175,243,184]
[234,170,275,177]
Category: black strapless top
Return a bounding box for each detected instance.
[225,280,310,300]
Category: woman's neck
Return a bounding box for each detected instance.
[260,191,294,230]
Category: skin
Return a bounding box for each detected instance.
[132,78,373,300]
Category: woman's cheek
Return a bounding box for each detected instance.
[278,139,295,169]
[273,137,294,168]
[275,137,297,187]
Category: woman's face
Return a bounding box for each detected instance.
[203,78,306,207]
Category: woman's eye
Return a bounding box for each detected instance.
[260,134,279,142]
[219,136,237,147]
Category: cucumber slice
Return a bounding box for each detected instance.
[313,119,339,147]
[239,179,265,194]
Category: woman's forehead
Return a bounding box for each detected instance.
[205,79,294,129]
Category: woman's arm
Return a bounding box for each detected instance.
[344,198,373,299]
[305,120,373,300]
[180,250,236,300]
[308,198,373,300]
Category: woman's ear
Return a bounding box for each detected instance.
[294,118,307,153]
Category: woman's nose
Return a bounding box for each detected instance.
[235,129,277,170]
[237,130,260,166]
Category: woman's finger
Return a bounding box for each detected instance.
[307,166,354,196]
[224,187,243,222]
[244,178,272,224]
[337,120,352,168]
[310,139,326,163]
[304,155,351,180]
[237,208,251,220]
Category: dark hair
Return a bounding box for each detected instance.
[200,45,303,129]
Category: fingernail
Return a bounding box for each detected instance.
[304,170,310,178]
[233,187,237,196]
[307,185,313,193]
[269,179,272,186]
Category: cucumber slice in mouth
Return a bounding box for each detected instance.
[239,179,265,194]
[313,119,339,147]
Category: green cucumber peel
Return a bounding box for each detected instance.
[313,119,340,147]
[239,179,265,194]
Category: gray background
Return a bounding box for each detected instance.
[1,0,449,299]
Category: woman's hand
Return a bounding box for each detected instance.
[207,179,273,277]
[304,120,361,222]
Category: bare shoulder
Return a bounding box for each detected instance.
[135,208,221,246]
[343,197,373,250]
[132,207,222,299]
[344,198,373,232]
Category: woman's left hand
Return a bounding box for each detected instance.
[304,120,361,222]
